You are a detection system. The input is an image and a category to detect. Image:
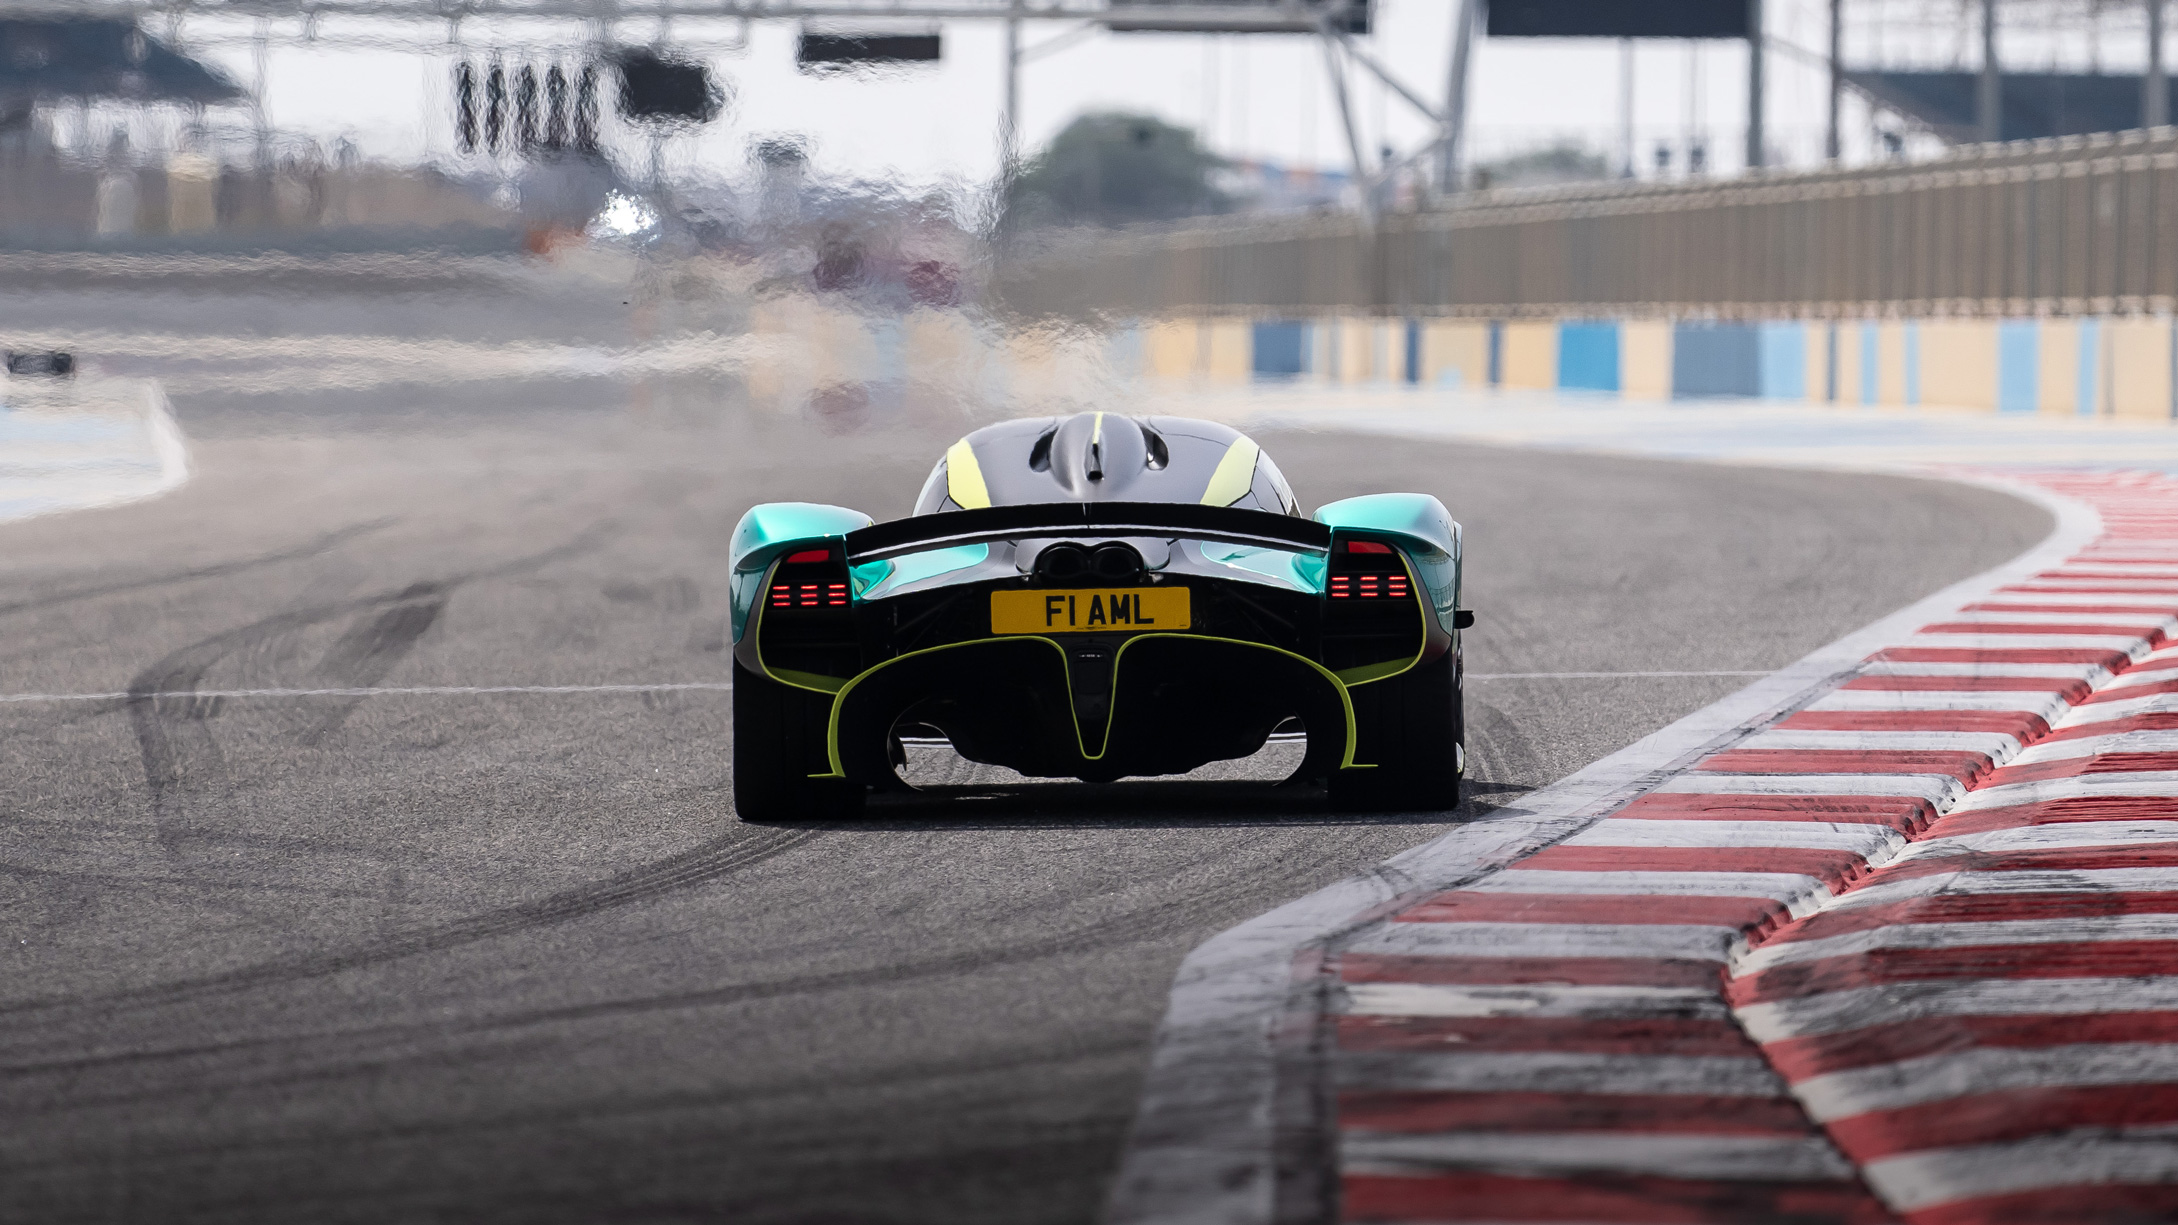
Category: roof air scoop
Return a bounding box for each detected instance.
[1019,411,1164,500]
[1143,426,1169,470]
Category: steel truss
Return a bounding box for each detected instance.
[0,0,1354,26]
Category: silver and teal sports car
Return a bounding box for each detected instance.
[728,413,1469,818]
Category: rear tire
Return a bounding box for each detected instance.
[1328,649,1464,812]
[732,660,865,821]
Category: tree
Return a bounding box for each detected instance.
[1004,112,1230,229]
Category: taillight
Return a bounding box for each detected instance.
[768,549,851,609]
[1328,539,1411,600]
[1327,573,1412,600]
[769,581,850,608]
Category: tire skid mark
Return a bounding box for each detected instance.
[0,827,823,1025]
[125,591,429,837]
[0,518,396,620]
[1,835,1304,1072]
[3,1031,1145,1187]
[296,581,449,746]
[123,529,607,834]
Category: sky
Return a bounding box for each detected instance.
[114,0,2171,194]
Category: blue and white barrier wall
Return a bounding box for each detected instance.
[1125,315,2178,421]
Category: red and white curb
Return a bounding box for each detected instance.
[1109,471,2178,1225]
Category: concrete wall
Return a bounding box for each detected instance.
[1422,320,1490,387]
[1997,321,2038,414]
[1142,312,2178,423]
[2111,318,2173,420]
[1557,321,1620,392]
[1758,323,1807,399]
[1621,321,1672,400]
[1919,320,1998,412]
[1500,321,1558,390]
[1674,323,1760,398]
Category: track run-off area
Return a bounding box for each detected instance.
[7,273,2154,1225]
[1109,452,2178,1225]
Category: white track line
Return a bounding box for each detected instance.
[1470,670,1774,679]
[0,682,736,703]
[0,672,1772,703]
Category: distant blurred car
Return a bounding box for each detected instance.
[4,351,74,377]
[728,413,1471,818]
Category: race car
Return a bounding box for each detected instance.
[728,412,1469,819]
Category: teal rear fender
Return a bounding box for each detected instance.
[730,502,874,643]
[1314,493,1463,635]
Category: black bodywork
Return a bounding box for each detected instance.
[730,412,1463,811]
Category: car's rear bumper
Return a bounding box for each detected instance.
[824,633,1355,784]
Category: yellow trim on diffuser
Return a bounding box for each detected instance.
[1109,633,1361,768]
[945,438,992,510]
[1199,436,1261,507]
[819,637,1071,777]
[816,631,1362,778]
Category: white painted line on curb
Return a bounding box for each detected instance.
[1340,1131,1856,1182]
[1864,1134,2178,1214]
[1339,981,1730,1021]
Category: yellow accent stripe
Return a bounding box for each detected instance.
[1199,436,1261,507]
[945,439,991,510]
[768,667,846,694]
[1092,411,1105,445]
[1334,658,1416,687]
[1334,554,1430,688]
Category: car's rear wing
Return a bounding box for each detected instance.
[844,501,1331,563]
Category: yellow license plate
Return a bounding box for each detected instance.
[991,587,1191,635]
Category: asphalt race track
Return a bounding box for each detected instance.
[0,366,2049,1223]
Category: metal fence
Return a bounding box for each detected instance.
[0,142,519,247]
[998,126,2178,320]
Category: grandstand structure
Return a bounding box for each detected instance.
[1844,0,2178,143]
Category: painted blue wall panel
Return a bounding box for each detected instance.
[1672,322,1760,398]
[1758,323,1807,399]
[1404,319,1421,384]
[1557,321,1620,392]
[1251,320,1308,379]
[1859,324,1879,404]
[2078,319,2101,417]
[1997,320,2039,413]
[1108,324,1146,379]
